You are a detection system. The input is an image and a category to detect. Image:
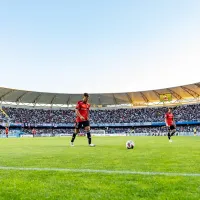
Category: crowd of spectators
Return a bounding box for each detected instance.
[2,103,200,124]
[3,108,75,124]
[105,125,199,134]
[22,128,74,135]
[0,104,199,136]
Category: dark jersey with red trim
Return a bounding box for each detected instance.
[165,112,174,126]
[75,101,90,122]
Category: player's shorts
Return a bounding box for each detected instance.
[75,121,90,129]
[168,125,176,131]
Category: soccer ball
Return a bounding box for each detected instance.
[126,140,134,149]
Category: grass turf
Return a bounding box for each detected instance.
[0,136,199,200]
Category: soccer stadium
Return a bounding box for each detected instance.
[1,82,200,137]
[1,1,200,200]
[0,82,200,199]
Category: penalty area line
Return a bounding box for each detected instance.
[0,166,199,177]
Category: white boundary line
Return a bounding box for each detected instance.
[0,166,199,177]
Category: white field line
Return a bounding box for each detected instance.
[0,166,199,177]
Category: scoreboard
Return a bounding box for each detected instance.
[159,93,172,102]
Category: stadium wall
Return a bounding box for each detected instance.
[16,132,200,137]
[3,121,199,128]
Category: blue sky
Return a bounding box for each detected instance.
[0,0,200,93]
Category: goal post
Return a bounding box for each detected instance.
[90,129,106,136]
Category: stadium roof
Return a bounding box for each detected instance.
[0,82,200,108]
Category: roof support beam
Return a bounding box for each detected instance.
[0,90,14,101]
[66,96,71,105]
[152,90,160,99]
[195,83,200,89]
[33,93,42,106]
[112,94,117,105]
[140,92,149,103]
[98,96,102,105]
[50,95,57,105]
[16,91,29,104]
[167,89,182,100]
[126,93,133,105]
[181,86,199,98]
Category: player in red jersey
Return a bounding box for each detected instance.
[5,127,9,138]
[165,108,176,142]
[70,93,95,147]
[32,128,36,137]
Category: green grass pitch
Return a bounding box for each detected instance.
[0,136,199,200]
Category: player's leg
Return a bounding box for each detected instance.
[70,128,79,146]
[85,126,92,145]
[168,125,176,142]
[70,122,81,146]
[170,125,176,137]
[84,121,95,147]
[167,127,171,141]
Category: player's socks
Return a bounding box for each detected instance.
[86,132,95,147]
[71,133,76,143]
[87,132,91,144]
[170,130,176,137]
[168,131,171,140]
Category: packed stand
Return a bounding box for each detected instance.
[23,128,74,135]
[3,108,75,124]
[2,104,200,124]
[105,125,199,134]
